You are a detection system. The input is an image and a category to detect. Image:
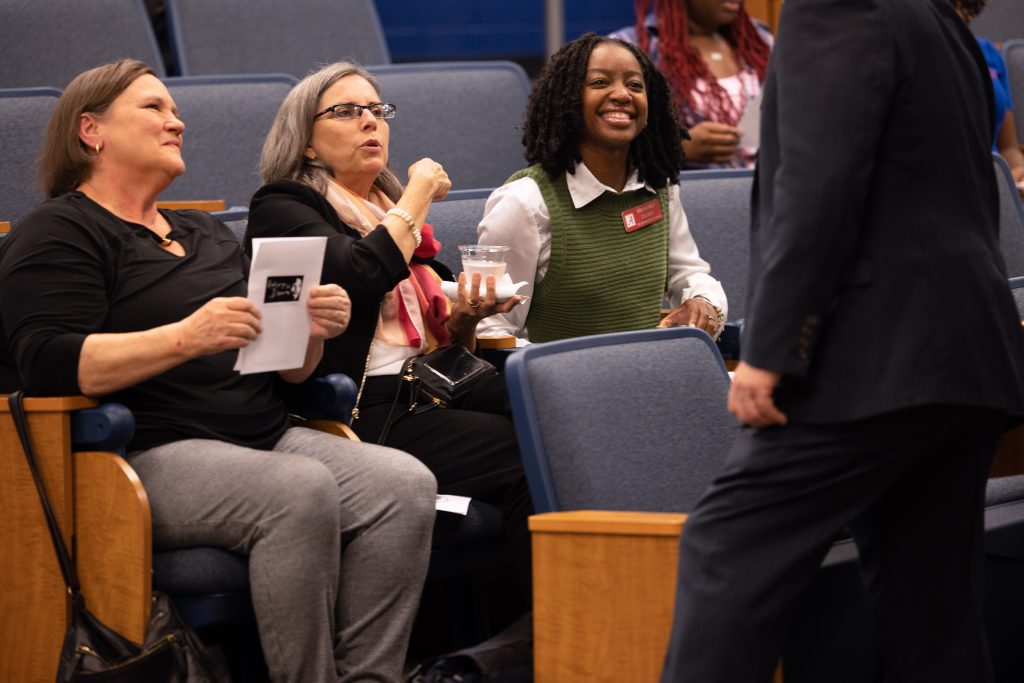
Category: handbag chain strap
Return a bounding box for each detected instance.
[349,318,381,425]
[8,391,81,595]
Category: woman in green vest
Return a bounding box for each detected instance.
[477,32,728,343]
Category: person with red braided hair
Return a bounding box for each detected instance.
[611,0,772,168]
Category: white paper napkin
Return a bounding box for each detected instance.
[441,273,528,303]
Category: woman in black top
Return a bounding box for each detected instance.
[247,61,533,614]
[0,60,436,683]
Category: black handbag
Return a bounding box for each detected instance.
[408,344,497,408]
[7,391,231,683]
[363,344,497,445]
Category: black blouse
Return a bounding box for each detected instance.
[0,192,289,451]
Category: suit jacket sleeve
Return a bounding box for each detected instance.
[743,0,896,377]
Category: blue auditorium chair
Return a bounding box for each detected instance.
[505,326,734,515]
[504,327,736,680]
[1004,40,1024,142]
[0,88,62,224]
[158,75,297,210]
[424,189,495,274]
[0,0,164,88]
[678,168,754,323]
[971,0,1024,45]
[994,152,1024,278]
[212,208,250,242]
[0,374,355,681]
[165,0,390,78]
[371,62,530,190]
[1009,276,1024,318]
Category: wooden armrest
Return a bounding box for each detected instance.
[0,221,10,234]
[294,418,361,441]
[156,199,226,212]
[477,334,517,350]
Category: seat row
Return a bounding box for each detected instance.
[1,0,390,88]
[8,318,1024,682]
[1003,40,1024,144]
[0,62,531,221]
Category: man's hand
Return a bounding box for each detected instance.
[728,361,787,427]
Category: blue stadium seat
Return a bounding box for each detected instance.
[424,189,494,274]
[0,0,163,88]
[678,168,754,323]
[159,75,297,209]
[994,152,1024,278]
[371,62,530,191]
[506,326,735,514]
[971,0,1024,45]
[165,0,390,77]
[1004,40,1024,143]
[0,88,62,224]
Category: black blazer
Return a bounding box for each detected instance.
[246,179,411,382]
[743,0,1024,422]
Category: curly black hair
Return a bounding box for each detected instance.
[521,32,687,189]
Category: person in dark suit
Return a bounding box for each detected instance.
[659,0,1024,681]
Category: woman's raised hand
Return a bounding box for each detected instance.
[407,158,452,201]
[176,297,262,356]
[307,284,351,341]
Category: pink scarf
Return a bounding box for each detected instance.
[324,180,451,350]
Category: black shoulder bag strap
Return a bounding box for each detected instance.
[8,390,81,595]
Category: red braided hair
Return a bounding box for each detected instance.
[635,0,770,126]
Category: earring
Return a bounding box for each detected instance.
[94,143,101,154]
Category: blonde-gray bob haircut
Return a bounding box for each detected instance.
[260,61,402,200]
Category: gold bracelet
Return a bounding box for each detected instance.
[386,207,422,247]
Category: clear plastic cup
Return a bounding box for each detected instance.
[458,245,511,280]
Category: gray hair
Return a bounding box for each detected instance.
[259,61,403,200]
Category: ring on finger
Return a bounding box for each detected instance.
[468,299,481,308]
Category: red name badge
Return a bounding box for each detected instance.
[621,198,664,233]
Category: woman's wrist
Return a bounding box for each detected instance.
[386,207,421,247]
[446,315,477,350]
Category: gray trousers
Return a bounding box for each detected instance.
[129,427,437,683]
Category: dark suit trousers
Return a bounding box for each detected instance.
[660,406,1004,683]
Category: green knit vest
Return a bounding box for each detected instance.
[507,165,669,342]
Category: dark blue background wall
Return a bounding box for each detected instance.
[375,1,636,62]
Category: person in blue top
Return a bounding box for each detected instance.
[969,12,1024,183]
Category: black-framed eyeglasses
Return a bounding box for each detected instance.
[313,102,397,121]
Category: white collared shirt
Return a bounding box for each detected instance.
[476,161,728,339]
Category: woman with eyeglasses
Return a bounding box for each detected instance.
[0,60,438,682]
[246,61,534,620]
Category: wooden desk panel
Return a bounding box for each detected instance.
[531,511,687,683]
[531,510,784,683]
[0,398,91,683]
